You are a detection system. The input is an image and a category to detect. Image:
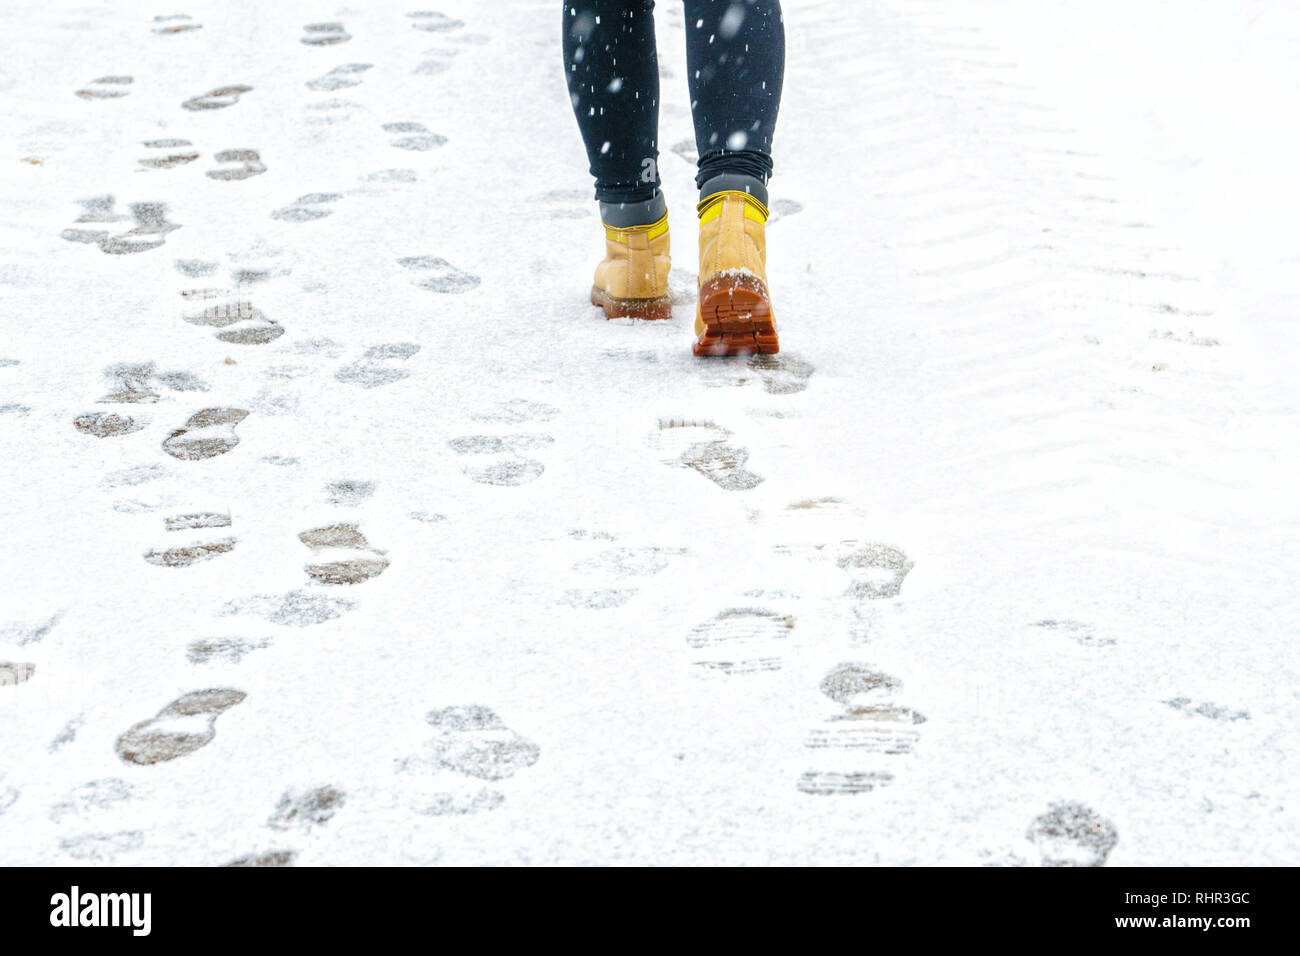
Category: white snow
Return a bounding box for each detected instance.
[0,0,1296,866]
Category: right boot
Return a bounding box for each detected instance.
[589,193,673,321]
[693,184,779,356]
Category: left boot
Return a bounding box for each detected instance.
[694,189,779,356]
[590,194,673,321]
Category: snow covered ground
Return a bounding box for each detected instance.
[1,0,1296,866]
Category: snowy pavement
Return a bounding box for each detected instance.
[1,0,1296,866]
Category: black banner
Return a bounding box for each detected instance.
[1,866,1278,944]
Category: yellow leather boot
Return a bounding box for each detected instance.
[694,190,778,355]
[590,212,672,320]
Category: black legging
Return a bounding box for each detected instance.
[563,0,785,208]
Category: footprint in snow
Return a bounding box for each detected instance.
[1026,802,1119,867]
[76,76,132,100]
[152,14,201,35]
[746,353,815,395]
[562,539,686,611]
[206,148,266,181]
[221,589,356,627]
[447,433,550,486]
[298,523,390,585]
[359,168,419,190]
[97,360,208,404]
[304,98,361,126]
[176,259,217,278]
[143,511,235,568]
[224,850,297,867]
[115,688,246,765]
[416,789,504,816]
[699,352,815,395]
[688,604,794,677]
[272,192,342,223]
[138,139,199,170]
[798,663,926,796]
[325,479,376,506]
[471,398,559,425]
[397,255,480,293]
[334,342,421,388]
[182,84,253,111]
[74,411,145,438]
[383,122,447,151]
[301,22,350,46]
[0,610,63,647]
[1163,697,1249,722]
[49,717,83,753]
[60,831,144,861]
[651,418,763,491]
[413,48,459,75]
[162,407,248,460]
[837,542,914,601]
[405,705,539,781]
[307,63,372,91]
[49,778,132,822]
[187,637,271,665]
[408,11,465,32]
[1,662,37,686]
[61,197,180,255]
[144,538,235,568]
[267,786,346,832]
[181,292,284,345]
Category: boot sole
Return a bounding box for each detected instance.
[693,272,779,356]
[590,286,673,321]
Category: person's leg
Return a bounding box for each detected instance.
[563,0,665,226]
[564,1,673,319]
[683,0,785,354]
[684,0,785,204]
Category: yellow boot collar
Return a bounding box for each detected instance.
[604,212,670,244]
[696,190,770,226]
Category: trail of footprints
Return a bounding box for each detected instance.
[42,6,544,864]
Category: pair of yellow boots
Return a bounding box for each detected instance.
[589,190,779,355]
